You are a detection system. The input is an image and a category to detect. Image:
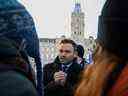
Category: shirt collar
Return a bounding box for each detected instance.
[62,62,72,68]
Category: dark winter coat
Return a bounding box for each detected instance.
[43,57,83,96]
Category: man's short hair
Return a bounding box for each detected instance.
[60,39,77,51]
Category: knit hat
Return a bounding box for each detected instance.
[76,45,84,58]
[97,0,128,59]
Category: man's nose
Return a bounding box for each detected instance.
[61,52,66,56]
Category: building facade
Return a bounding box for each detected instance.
[39,1,95,66]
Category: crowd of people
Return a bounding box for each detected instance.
[0,0,128,96]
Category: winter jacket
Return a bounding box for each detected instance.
[43,57,83,96]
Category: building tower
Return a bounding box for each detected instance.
[71,0,85,43]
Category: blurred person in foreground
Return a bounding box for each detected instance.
[0,0,43,95]
[75,0,128,96]
[0,37,37,96]
[43,39,82,96]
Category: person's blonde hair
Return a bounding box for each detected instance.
[75,43,123,96]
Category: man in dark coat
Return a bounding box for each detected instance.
[43,39,82,96]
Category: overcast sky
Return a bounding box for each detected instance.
[19,0,106,38]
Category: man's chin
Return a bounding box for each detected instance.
[59,58,65,62]
[59,58,72,64]
[60,60,65,64]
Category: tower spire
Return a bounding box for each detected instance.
[74,0,81,13]
[74,0,80,4]
[71,0,85,43]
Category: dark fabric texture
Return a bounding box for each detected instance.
[43,56,82,96]
[0,71,37,96]
[0,36,36,87]
[0,37,18,59]
[97,0,128,60]
[74,57,86,70]
[0,0,43,95]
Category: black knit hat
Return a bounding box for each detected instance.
[97,0,128,59]
[76,45,84,58]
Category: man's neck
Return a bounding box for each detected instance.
[62,62,72,66]
[61,60,73,65]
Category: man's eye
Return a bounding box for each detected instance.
[65,50,71,53]
[59,50,71,53]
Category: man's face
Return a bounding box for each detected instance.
[58,43,75,64]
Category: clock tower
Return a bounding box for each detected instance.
[71,0,85,43]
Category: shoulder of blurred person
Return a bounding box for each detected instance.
[0,71,37,96]
[0,37,37,96]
